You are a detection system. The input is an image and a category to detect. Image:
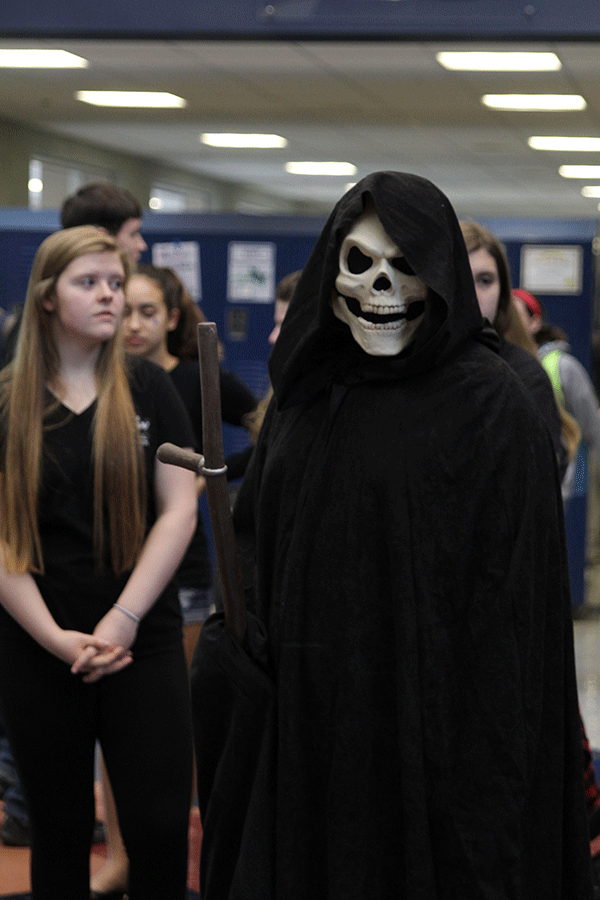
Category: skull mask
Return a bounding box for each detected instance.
[332,205,427,356]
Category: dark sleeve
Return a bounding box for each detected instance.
[168,361,203,450]
[154,373,196,450]
[219,368,257,426]
[129,357,196,454]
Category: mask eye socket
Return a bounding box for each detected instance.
[392,257,415,276]
[347,246,373,275]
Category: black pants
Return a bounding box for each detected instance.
[0,630,193,900]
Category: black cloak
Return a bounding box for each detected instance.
[224,172,592,899]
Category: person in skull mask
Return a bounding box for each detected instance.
[228,172,592,899]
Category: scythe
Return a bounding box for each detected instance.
[157,322,275,900]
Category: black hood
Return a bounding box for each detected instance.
[269,171,494,408]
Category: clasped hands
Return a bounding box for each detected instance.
[64,605,139,683]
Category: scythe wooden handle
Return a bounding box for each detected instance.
[157,443,205,475]
[197,322,247,642]
[157,325,247,642]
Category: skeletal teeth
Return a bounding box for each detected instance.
[357,316,407,330]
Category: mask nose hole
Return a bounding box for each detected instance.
[373,275,391,291]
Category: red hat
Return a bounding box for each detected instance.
[513,288,542,319]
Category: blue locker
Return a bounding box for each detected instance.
[0,210,596,607]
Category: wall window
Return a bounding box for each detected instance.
[149,183,212,212]
[28,157,116,211]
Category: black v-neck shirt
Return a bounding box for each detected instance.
[1,357,195,656]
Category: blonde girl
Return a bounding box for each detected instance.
[0,226,197,900]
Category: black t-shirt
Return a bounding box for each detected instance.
[0,357,196,656]
[168,359,256,590]
[169,359,257,449]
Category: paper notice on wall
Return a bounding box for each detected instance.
[151,241,201,301]
[520,244,583,295]
[227,242,276,303]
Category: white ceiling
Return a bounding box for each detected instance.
[3,37,600,219]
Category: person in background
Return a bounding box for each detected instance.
[242,269,302,448]
[60,182,147,265]
[0,717,34,846]
[0,227,197,900]
[268,269,302,347]
[460,221,569,482]
[514,287,600,503]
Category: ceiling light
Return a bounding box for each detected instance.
[436,51,561,72]
[200,133,287,148]
[559,166,600,178]
[285,162,357,176]
[0,49,88,68]
[76,91,186,108]
[530,136,600,151]
[482,94,586,111]
[581,186,600,198]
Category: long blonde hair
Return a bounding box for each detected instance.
[0,225,146,574]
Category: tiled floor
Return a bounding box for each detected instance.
[0,839,112,897]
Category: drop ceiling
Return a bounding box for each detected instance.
[3,37,600,219]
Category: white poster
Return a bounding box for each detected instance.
[520,245,583,295]
[227,242,276,303]
[151,241,202,301]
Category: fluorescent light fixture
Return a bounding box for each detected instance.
[581,186,600,198]
[200,133,287,148]
[436,51,561,72]
[285,162,357,176]
[559,165,600,178]
[0,49,88,68]
[530,136,600,151]
[76,91,186,108]
[482,94,586,111]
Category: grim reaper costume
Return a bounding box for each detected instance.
[194,172,592,899]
